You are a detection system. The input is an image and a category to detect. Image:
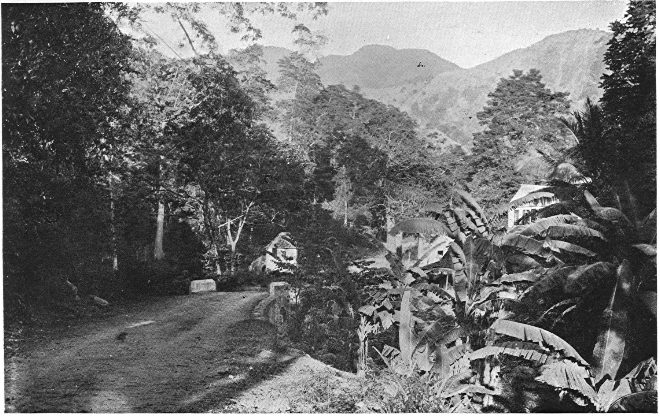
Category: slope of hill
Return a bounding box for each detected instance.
[256,29,611,148]
[363,29,611,146]
[318,44,461,89]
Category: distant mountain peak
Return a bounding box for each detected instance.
[355,44,397,52]
[253,29,611,148]
[318,45,460,89]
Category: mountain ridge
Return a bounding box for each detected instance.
[257,29,611,147]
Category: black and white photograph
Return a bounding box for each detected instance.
[3,0,656,412]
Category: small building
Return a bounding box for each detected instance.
[249,232,298,274]
[508,184,558,229]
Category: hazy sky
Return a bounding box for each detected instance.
[142,1,628,68]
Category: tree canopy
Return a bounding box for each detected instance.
[468,69,572,210]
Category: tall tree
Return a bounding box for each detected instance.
[293,84,445,236]
[227,44,276,120]
[3,3,133,297]
[599,0,656,214]
[276,51,323,150]
[468,69,572,210]
[170,56,307,275]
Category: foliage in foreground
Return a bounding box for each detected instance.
[357,188,656,412]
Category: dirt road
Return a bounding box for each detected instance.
[4,291,305,412]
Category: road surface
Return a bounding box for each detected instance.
[4,291,299,412]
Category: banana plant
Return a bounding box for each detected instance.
[462,319,657,412]
[358,190,513,377]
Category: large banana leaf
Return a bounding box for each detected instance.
[632,243,656,257]
[545,224,607,241]
[464,206,489,237]
[489,319,589,366]
[452,208,481,237]
[592,260,636,384]
[506,253,542,272]
[519,266,577,313]
[498,233,548,257]
[591,206,632,227]
[516,200,580,224]
[519,214,580,237]
[454,189,489,231]
[563,262,616,295]
[470,341,551,364]
[584,190,601,209]
[389,218,449,236]
[508,190,556,211]
[536,361,597,404]
[435,343,469,376]
[543,239,597,257]
[494,270,543,284]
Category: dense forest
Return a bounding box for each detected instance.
[3,1,656,412]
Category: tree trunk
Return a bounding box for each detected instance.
[201,195,222,277]
[110,186,119,272]
[154,157,166,261]
[213,243,223,276]
[154,198,165,260]
[225,202,252,276]
[385,211,402,255]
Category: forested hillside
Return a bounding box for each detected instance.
[356,29,612,145]
[3,1,656,413]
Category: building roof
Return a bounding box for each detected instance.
[510,184,551,203]
[268,232,297,249]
